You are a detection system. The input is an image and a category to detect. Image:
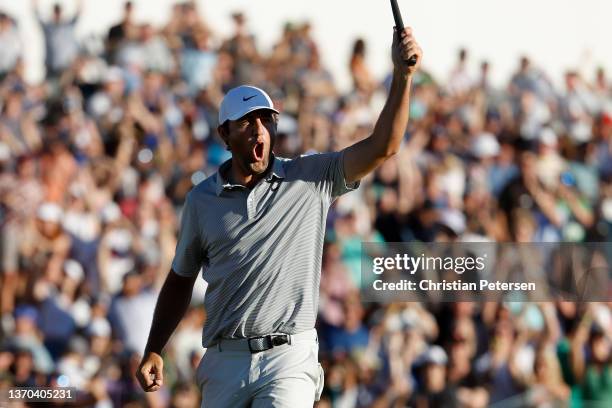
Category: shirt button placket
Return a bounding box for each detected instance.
[247,193,255,219]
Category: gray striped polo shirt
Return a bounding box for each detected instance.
[171,150,359,347]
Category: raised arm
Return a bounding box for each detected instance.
[343,27,422,184]
[136,270,198,392]
[72,0,84,23]
[570,306,593,383]
[31,0,43,24]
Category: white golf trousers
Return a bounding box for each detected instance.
[196,329,324,407]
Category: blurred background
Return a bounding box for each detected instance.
[0,0,611,407]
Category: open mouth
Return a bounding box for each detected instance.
[253,142,264,161]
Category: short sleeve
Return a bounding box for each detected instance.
[171,192,205,277]
[297,150,360,199]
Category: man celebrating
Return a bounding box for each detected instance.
[137,27,422,407]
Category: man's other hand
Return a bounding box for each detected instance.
[136,351,164,392]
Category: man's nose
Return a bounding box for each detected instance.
[252,118,266,138]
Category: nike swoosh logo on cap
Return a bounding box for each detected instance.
[242,95,257,101]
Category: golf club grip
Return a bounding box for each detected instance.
[390,0,418,67]
[390,0,404,30]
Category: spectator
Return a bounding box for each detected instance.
[474,314,526,403]
[0,13,22,77]
[181,29,217,94]
[5,305,54,374]
[447,48,473,96]
[108,270,157,354]
[320,292,369,356]
[221,11,261,84]
[0,90,42,156]
[169,306,205,381]
[1,154,44,316]
[411,346,459,407]
[174,1,212,51]
[349,39,376,99]
[20,203,72,296]
[570,305,612,403]
[32,0,83,78]
[526,344,570,407]
[115,23,175,78]
[107,1,138,63]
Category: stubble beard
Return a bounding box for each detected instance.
[247,149,271,174]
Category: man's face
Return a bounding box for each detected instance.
[221,110,277,175]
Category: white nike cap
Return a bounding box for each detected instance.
[218,85,279,124]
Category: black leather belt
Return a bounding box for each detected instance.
[248,334,290,353]
[215,333,292,353]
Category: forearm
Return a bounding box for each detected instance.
[144,270,196,355]
[32,0,43,25]
[566,198,594,227]
[529,187,562,226]
[343,71,413,183]
[369,70,412,158]
[570,338,586,381]
[542,304,561,344]
[570,314,591,381]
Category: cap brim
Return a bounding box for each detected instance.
[226,106,280,122]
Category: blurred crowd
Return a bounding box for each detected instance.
[0,1,611,407]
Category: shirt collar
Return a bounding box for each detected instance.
[214,155,285,196]
[265,155,286,182]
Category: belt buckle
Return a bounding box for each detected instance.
[248,335,273,353]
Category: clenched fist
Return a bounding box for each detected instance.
[136,351,164,392]
[392,27,422,76]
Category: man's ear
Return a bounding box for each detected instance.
[217,124,231,151]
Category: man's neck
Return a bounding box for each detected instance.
[229,162,258,188]
[226,156,273,189]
